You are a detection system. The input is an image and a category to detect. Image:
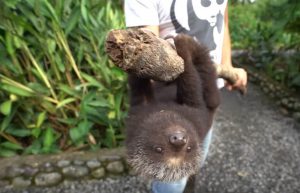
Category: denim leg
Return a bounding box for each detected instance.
[151,128,213,193]
[201,128,213,164]
[151,177,188,193]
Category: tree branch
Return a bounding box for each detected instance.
[105,28,246,94]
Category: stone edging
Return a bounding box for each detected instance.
[0,148,128,188]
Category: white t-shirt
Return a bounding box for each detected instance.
[124,0,227,87]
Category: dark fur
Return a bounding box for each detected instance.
[125,34,220,182]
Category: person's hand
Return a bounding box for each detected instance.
[225,67,247,91]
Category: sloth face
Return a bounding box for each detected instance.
[126,110,203,182]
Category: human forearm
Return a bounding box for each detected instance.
[222,5,247,90]
[142,25,159,36]
[128,25,159,36]
[221,6,232,67]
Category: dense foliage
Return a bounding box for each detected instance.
[229,0,300,89]
[0,0,127,157]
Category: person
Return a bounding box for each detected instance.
[124,0,247,193]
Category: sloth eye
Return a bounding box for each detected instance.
[187,146,192,152]
[155,147,163,153]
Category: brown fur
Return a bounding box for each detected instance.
[125,34,220,182]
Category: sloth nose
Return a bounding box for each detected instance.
[169,132,187,147]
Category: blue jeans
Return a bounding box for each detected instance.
[151,128,213,193]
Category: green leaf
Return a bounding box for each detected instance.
[43,0,60,23]
[43,127,54,150]
[3,0,21,8]
[108,94,115,107]
[40,101,56,114]
[107,111,116,119]
[56,98,76,109]
[46,39,57,54]
[54,0,63,19]
[0,148,17,157]
[0,141,23,150]
[56,118,77,125]
[24,140,42,155]
[70,120,93,144]
[5,33,15,55]
[104,126,116,148]
[65,7,81,35]
[81,72,104,89]
[97,8,105,24]
[87,100,110,108]
[6,127,31,137]
[1,107,16,132]
[114,92,123,119]
[291,75,300,86]
[55,56,65,72]
[111,67,125,81]
[32,128,41,138]
[58,84,79,97]
[0,100,12,116]
[36,111,47,128]
[0,84,34,97]
[88,14,98,28]
[81,0,88,23]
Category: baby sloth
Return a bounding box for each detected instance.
[125,34,220,182]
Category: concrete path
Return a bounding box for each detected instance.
[196,84,300,193]
[1,83,299,193]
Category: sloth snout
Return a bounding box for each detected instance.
[169,132,187,147]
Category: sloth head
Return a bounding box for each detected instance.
[126,110,203,182]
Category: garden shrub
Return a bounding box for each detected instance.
[0,0,127,156]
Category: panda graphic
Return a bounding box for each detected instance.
[171,0,226,61]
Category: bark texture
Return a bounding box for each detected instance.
[105,28,246,94]
[105,28,184,82]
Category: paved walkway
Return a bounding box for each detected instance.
[196,84,300,193]
[1,83,300,193]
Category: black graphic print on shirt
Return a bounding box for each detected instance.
[171,0,225,53]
